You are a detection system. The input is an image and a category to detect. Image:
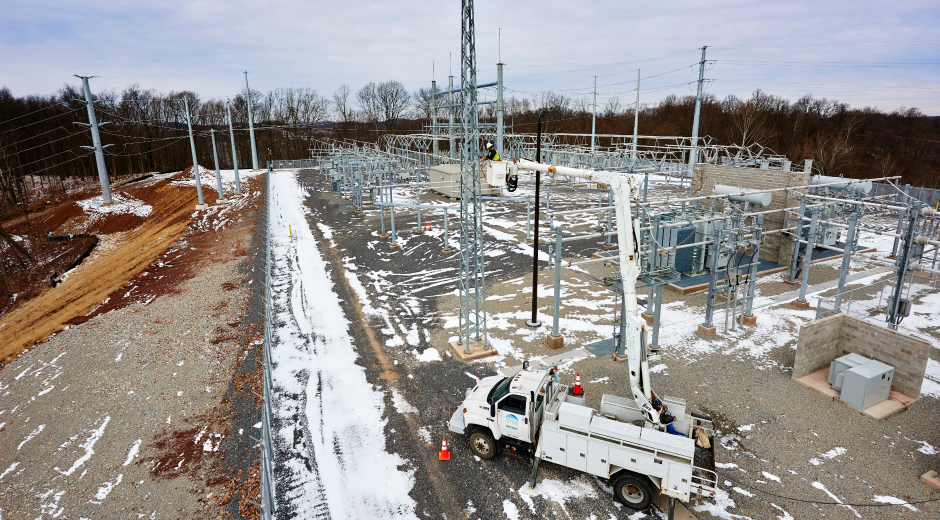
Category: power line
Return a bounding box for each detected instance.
[0,107,85,135]
[719,59,940,68]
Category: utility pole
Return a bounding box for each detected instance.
[688,46,708,174]
[184,98,207,209]
[590,75,597,152]
[76,76,112,204]
[431,79,439,158]
[226,101,243,196]
[632,69,640,160]
[497,62,505,157]
[245,71,259,170]
[210,129,226,202]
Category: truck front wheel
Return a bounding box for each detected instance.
[613,474,653,510]
[468,430,498,460]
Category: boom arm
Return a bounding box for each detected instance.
[515,160,663,425]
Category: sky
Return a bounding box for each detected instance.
[2,0,939,115]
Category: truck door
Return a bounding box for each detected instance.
[496,394,530,443]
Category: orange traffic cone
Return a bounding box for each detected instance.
[439,437,451,460]
[571,372,585,397]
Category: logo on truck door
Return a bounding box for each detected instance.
[504,414,520,430]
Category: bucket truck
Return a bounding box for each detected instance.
[448,160,718,510]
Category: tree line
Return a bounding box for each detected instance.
[1,80,938,215]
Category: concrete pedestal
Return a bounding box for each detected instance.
[742,315,757,325]
[783,279,801,286]
[194,204,209,210]
[389,243,401,250]
[215,199,228,204]
[544,334,564,350]
[441,248,453,255]
[379,234,389,239]
[602,243,617,249]
[414,230,425,235]
[921,471,940,491]
[697,324,716,336]
[449,339,498,361]
[791,299,811,309]
[640,313,654,325]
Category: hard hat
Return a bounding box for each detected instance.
[486,142,493,148]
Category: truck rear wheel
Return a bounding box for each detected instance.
[613,474,653,510]
[468,430,497,460]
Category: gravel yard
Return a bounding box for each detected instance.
[0,170,266,519]
[276,167,940,519]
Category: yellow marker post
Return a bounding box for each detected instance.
[289,225,293,243]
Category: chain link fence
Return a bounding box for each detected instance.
[258,165,276,519]
[272,159,317,169]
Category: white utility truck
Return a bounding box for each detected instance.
[448,160,718,510]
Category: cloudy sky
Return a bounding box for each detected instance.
[2,0,939,114]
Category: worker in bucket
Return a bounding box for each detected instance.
[485,142,500,161]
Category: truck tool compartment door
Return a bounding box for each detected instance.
[496,394,529,442]
[586,442,609,477]
[541,428,567,466]
[567,436,588,472]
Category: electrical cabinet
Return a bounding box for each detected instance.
[828,353,869,392]
[840,360,894,411]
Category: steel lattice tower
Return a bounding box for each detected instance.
[457,0,488,350]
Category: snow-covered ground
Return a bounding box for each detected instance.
[268,170,418,519]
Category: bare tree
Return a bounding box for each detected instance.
[357,82,380,135]
[333,85,353,139]
[376,81,410,131]
[604,97,621,118]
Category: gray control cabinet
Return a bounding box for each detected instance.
[828,353,870,392]
[840,360,894,411]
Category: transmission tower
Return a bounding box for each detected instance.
[456,0,489,352]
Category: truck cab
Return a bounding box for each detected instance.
[449,366,561,457]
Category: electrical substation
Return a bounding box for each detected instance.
[270,3,940,517]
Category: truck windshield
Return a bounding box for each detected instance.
[488,377,512,404]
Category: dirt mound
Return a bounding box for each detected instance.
[0,180,196,364]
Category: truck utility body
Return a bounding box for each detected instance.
[449,367,718,509]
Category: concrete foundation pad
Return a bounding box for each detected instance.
[414,230,425,235]
[697,324,716,336]
[450,340,498,362]
[783,279,801,286]
[611,353,628,363]
[742,315,757,325]
[378,234,389,239]
[441,248,453,255]
[389,243,401,250]
[641,313,654,325]
[544,334,564,350]
[794,367,917,421]
[921,471,940,491]
[791,299,811,309]
[194,204,209,210]
[215,199,228,204]
[602,243,617,249]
